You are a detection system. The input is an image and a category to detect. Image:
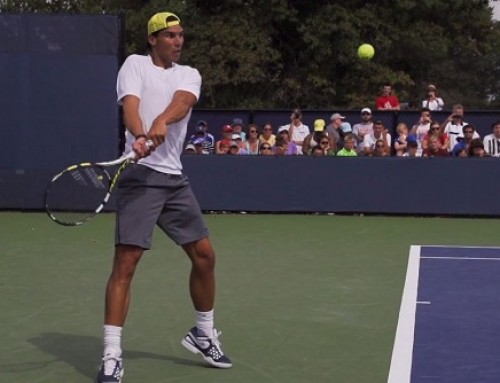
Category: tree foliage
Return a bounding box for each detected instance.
[2,0,500,109]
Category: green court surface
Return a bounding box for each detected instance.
[1,212,499,383]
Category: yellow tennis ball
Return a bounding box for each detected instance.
[358,43,375,60]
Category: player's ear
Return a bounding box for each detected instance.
[147,34,157,47]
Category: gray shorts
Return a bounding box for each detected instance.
[114,164,209,249]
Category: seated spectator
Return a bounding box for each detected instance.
[279,108,310,154]
[338,122,353,150]
[215,125,233,154]
[258,142,273,155]
[394,122,412,156]
[231,118,246,140]
[422,136,449,157]
[336,134,357,157]
[468,138,489,157]
[372,139,389,156]
[376,83,400,110]
[259,122,276,146]
[228,141,240,155]
[184,143,196,155]
[216,139,230,155]
[363,120,391,156]
[452,124,477,156]
[410,107,432,155]
[352,108,374,155]
[452,141,468,157]
[325,113,345,152]
[192,137,210,155]
[274,130,298,155]
[483,121,500,157]
[441,104,479,151]
[422,84,444,111]
[401,140,419,157]
[232,134,249,154]
[187,120,215,154]
[317,135,331,155]
[421,121,448,151]
[242,123,260,155]
[303,119,327,155]
[311,145,325,156]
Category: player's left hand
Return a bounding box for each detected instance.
[148,118,169,147]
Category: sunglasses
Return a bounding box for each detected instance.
[263,128,272,131]
[261,147,272,150]
[362,112,371,116]
[249,130,258,133]
[320,141,329,144]
[430,127,440,131]
[376,145,384,148]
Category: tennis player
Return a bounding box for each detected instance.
[97,11,232,383]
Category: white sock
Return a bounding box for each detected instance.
[195,310,214,337]
[103,325,122,358]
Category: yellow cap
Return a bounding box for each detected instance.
[147,12,181,35]
[314,119,326,132]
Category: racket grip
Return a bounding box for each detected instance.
[125,139,154,160]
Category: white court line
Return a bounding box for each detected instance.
[387,245,421,383]
[421,256,500,261]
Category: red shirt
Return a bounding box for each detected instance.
[376,95,400,110]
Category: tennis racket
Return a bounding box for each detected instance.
[44,142,152,226]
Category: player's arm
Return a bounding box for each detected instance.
[148,90,197,147]
[122,95,151,158]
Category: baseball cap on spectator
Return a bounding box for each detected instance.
[330,113,346,121]
[219,139,230,147]
[232,134,242,140]
[278,126,289,133]
[340,122,352,133]
[193,137,205,146]
[222,124,233,133]
[407,134,417,143]
[314,119,326,132]
[229,141,239,148]
[374,119,384,125]
[232,118,243,127]
[407,140,418,148]
[185,143,195,151]
[361,108,372,114]
[197,120,207,126]
[452,141,467,156]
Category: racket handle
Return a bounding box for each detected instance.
[125,139,154,160]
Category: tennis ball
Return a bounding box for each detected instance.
[358,43,375,60]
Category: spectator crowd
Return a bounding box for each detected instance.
[184,83,500,158]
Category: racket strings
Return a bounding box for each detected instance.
[45,165,111,226]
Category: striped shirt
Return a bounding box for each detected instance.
[483,134,500,157]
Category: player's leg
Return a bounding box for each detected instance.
[156,174,232,368]
[98,165,167,383]
[183,237,216,313]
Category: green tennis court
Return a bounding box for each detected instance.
[1,212,499,383]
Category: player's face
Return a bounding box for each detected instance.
[149,25,184,64]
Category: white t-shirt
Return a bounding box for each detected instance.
[278,123,310,154]
[444,121,479,151]
[363,132,392,149]
[483,134,500,157]
[117,54,201,174]
[421,98,444,111]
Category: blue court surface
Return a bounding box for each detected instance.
[388,246,500,383]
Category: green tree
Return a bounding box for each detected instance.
[2,0,500,109]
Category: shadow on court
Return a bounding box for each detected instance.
[25,332,203,379]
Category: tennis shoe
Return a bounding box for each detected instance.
[96,353,124,383]
[181,327,232,368]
